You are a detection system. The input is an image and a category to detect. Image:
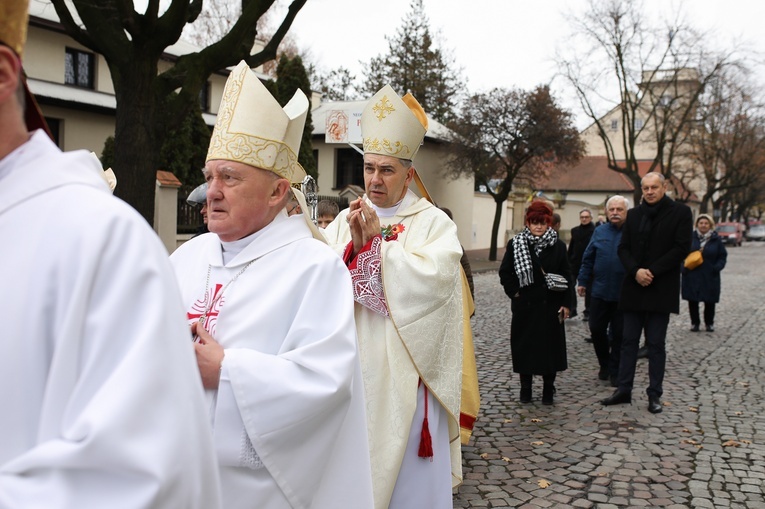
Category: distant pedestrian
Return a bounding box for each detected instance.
[552,213,562,233]
[499,200,572,405]
[186,182,209,237]
[601,173,692,414]
[317,199,340,228]
[568,208,595,319]
[682,214,727,332]
[577,196,629,387]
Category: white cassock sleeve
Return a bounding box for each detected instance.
[0,177,221,509]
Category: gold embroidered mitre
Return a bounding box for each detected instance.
[206,61,308,183]
[362,85,428,160]
[0,0,29,57]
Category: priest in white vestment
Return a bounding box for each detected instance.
[323,85,465,508]
[0,3,222,507]
[170,61,374,509]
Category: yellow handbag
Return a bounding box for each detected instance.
[684,250,703,270]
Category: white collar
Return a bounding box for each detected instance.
[370,200,404,218]
[369,189,420,218]
[219,211,288,264]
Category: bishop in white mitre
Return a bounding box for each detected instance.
[323,85,465,508]
[170,61,374,509]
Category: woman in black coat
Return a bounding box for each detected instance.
[682,214,727,332]
[499,200,572,405]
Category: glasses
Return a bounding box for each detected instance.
[580,215,591,219]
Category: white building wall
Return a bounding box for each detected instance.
[42,104,114,154]
[471,194,512,250]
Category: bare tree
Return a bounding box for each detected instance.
[182,0,242,47]
[50,0,307,223]
[445,86,584,261]
[312,66,362,101]
[182,0,301,77]
[558,0,733,205]
[688,69,765,215]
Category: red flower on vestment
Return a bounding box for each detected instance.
[381,223,405,242]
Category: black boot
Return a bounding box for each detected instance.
[542,374,556,405]
[648,395,663,414]
[519,374,532,403]
[601,389,632,406]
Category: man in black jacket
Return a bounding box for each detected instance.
[601,173,692,413]
[568,208,596,319]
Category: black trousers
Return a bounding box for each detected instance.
[588,297,623,377]
[688,301,715,326]
[571,268,591,316]
[618,311,670,398]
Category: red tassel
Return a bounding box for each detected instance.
[418,385,434,459]
[418,417,434,458]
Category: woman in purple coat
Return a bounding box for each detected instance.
[682,214,727,332]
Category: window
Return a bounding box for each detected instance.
[199,81,211,112]
[634,118,644,129]
[65,48,94,89]
[610,119,618,131]
[44,117,61,147]
[334,148,364,189]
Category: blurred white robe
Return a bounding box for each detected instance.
[0,131,222,509]
[171,212,374,509]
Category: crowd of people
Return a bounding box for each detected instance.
[501,171,723,416]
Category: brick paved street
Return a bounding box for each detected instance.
[455,242,765,508]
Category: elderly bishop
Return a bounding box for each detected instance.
[170,62,373,509]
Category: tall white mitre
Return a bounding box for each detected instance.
[362,84,428,161]
[206,60,309,183]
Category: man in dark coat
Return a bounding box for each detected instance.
[601,173,692,413]
[568,208,596,320]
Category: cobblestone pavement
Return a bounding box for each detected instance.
[454,242,765,508]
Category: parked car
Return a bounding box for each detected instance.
[745,224,765,241]
[715,222,744,246]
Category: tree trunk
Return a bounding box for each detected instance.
[630,174,643,207]
[489,197,504,262]
[111,57,161,225]
[699,193,711,214]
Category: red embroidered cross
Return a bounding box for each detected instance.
[187,283,224,332]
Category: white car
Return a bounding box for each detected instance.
[745,224,765,241]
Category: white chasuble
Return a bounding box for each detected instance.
[0,132,222,509]
[171,213,374,509]
[323,190,465,508]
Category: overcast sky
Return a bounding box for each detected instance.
[285,0,765,125]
